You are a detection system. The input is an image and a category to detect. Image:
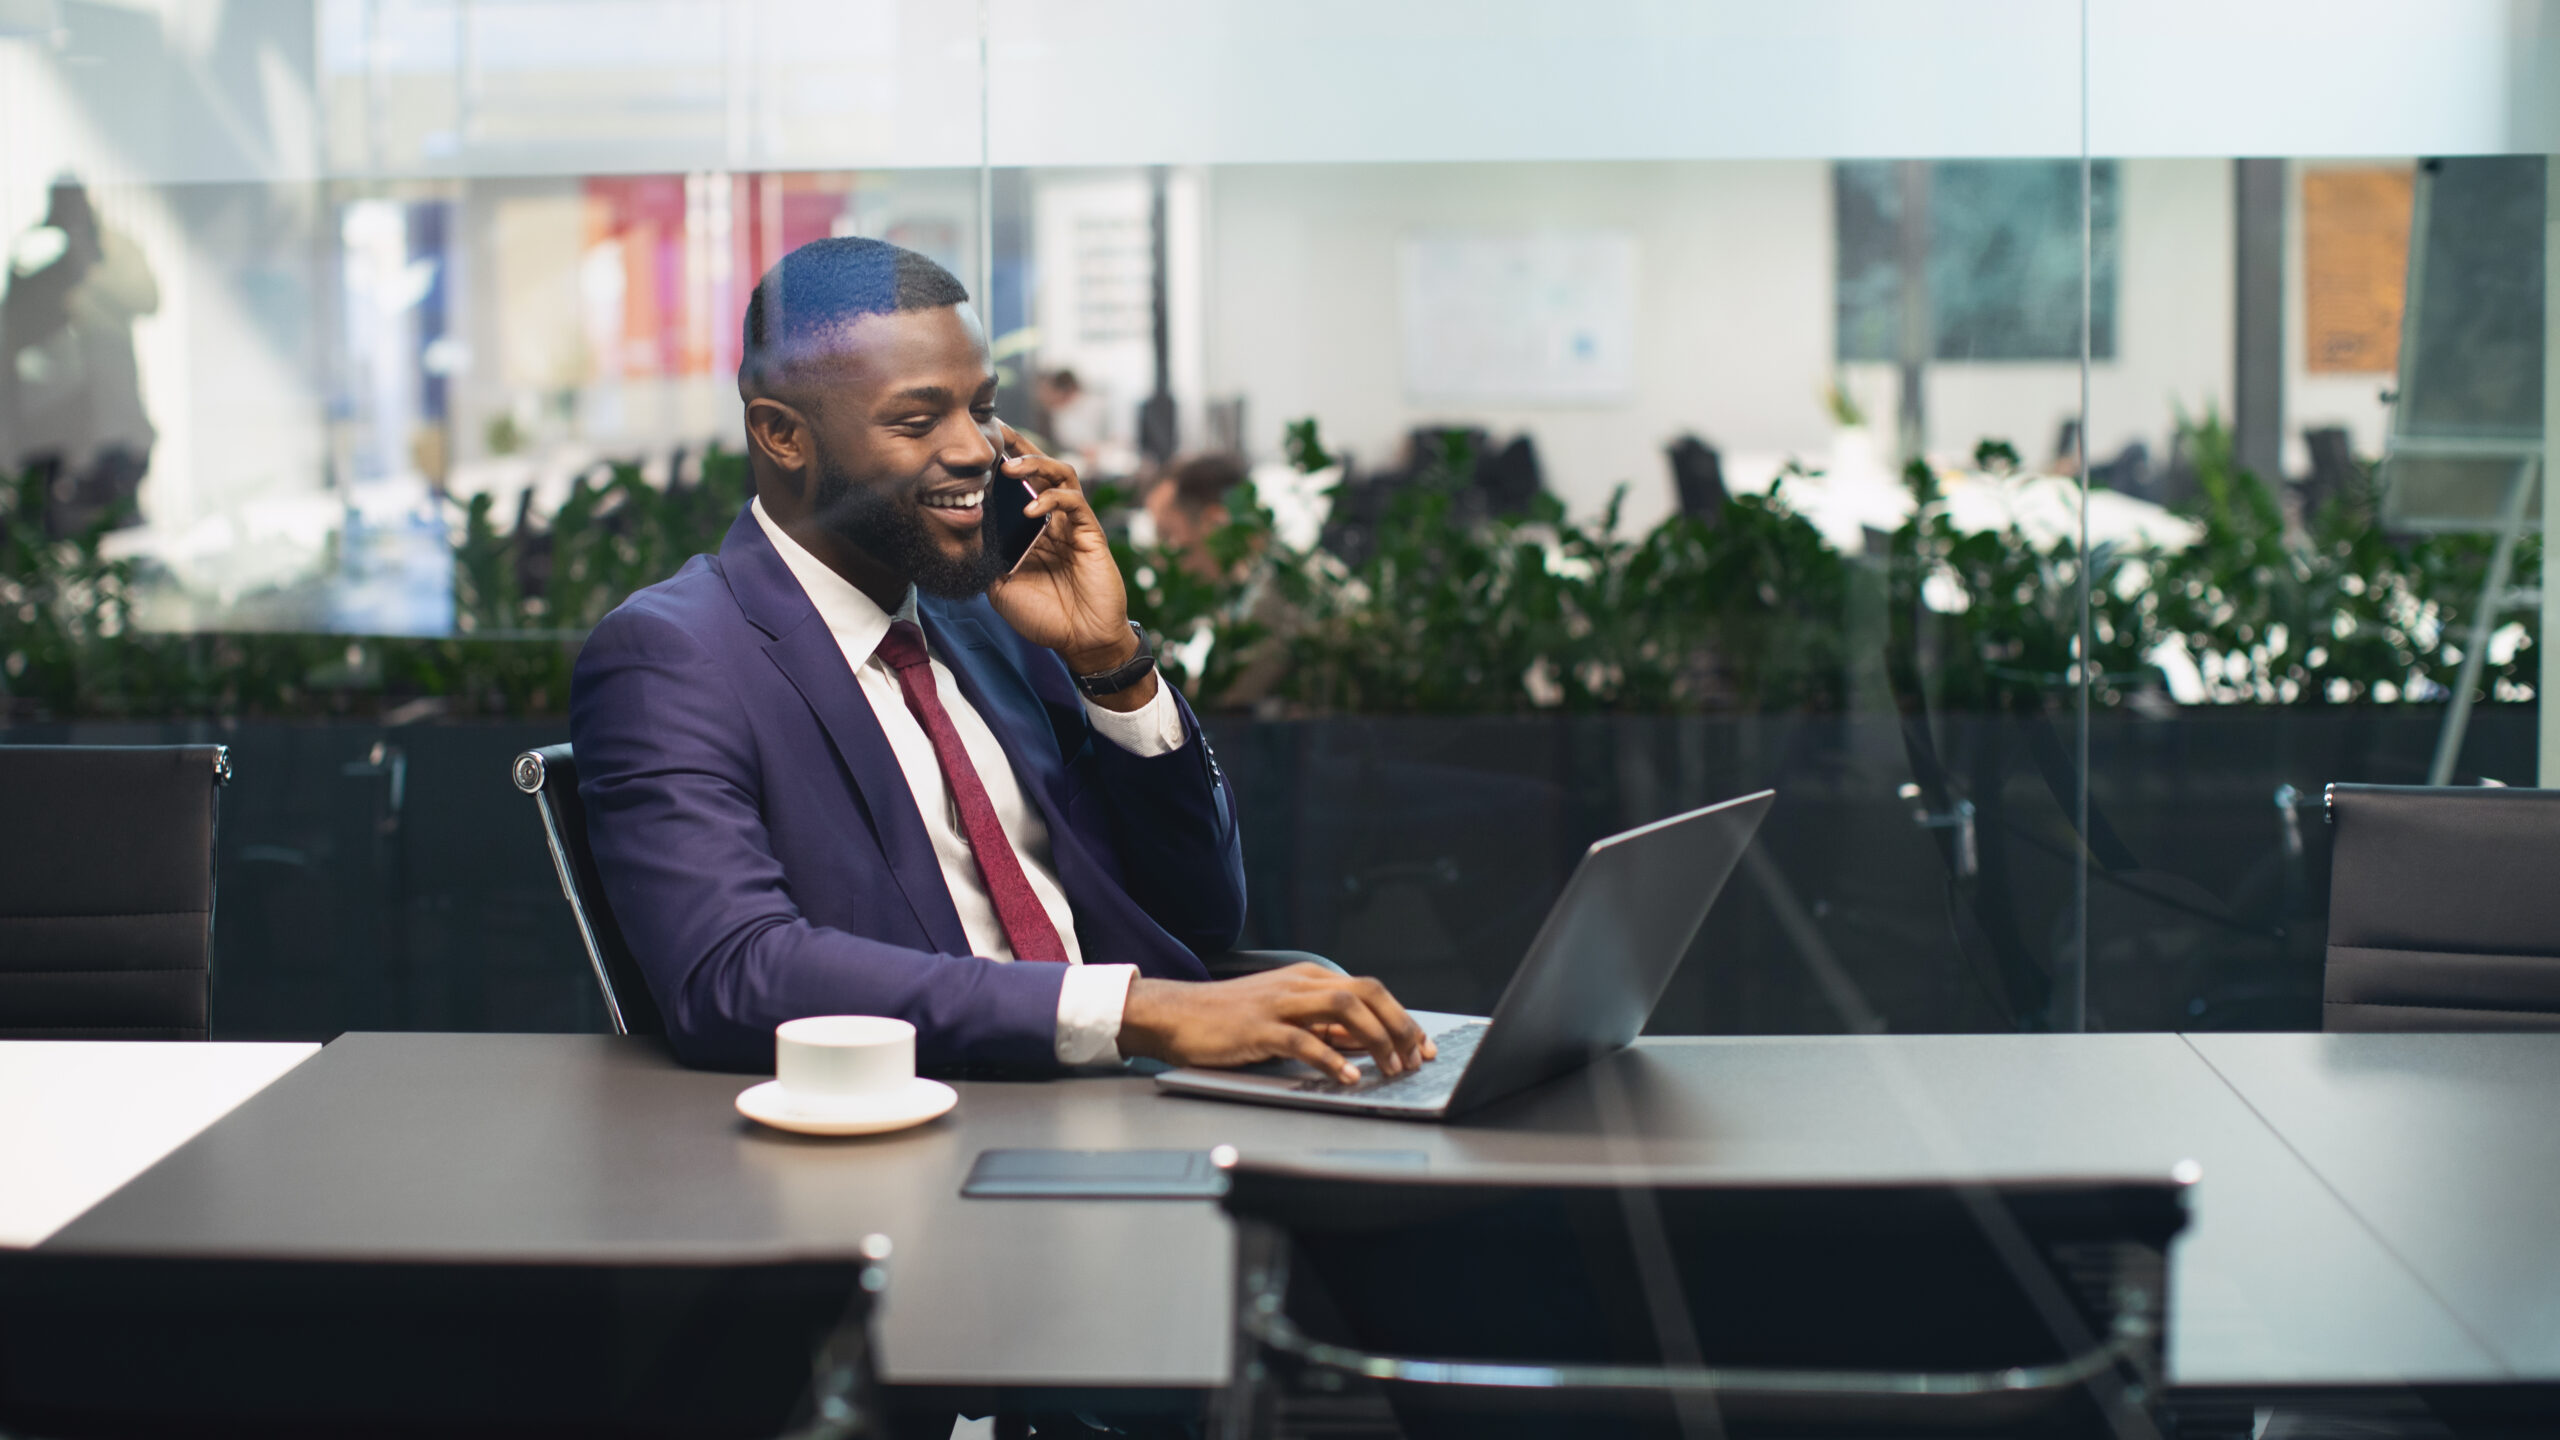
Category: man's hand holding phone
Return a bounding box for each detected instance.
[981,422,1156,712]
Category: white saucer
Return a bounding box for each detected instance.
[736,1077,957,1136]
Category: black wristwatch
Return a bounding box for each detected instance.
[1072,621,1158,697]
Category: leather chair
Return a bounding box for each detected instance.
[2323,783,2560,1030]
[513,743,666,1037]
[1218,1155,2189,1439]
[0,1243,889,1438]
[0,744,229,1040]
[516,742,1336,1041]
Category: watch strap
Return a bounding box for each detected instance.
[1072,622,1158,698]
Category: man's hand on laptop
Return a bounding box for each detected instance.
[1117,965,1437,1084]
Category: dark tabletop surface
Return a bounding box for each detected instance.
[2187,1031,2560,1378]
[41,1031,2522,1390]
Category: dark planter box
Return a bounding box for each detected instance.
[6,707,2527,1043]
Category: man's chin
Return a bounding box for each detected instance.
[910,536,1004,600]
[814,496,1000,601]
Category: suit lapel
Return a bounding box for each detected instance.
[924,603,1194,977]
[723,508,970,956]
[719,516,1189,977]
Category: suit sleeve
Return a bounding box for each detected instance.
[570,602,1067,1073]
[1082,681,1249,960]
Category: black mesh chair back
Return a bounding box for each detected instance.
[513,742,666,1037]
[0,744,229,1040]
[1219,1157,2189,1440]
[2324,783,2560,1030]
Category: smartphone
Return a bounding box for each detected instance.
[982,449,1047,575]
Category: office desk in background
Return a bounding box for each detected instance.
[32,1030,2545,1405]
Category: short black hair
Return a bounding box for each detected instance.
[738,236,971,396]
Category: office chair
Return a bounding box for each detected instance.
[2299,426,2360,525]
[0,744,229,1040]
[517,742,1331,1035]
[513,743,667,1037]
[1472,435,1545,520]
[2322,784,2560,1030]
[1217,1156,2189,1440]
[0,1243,890,1439]
[1667,435,1729,520]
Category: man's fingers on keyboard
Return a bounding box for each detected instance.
[1346,975,1429,1067]
[1316,985,1409,1076]
[1312,1018,1430,1064]
[1276,1024,1360,1083]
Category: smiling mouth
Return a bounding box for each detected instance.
[918,485,986,515]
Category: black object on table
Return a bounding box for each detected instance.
[963,1148,1228,1199]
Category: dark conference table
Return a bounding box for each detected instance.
[37,1030,2560,1405]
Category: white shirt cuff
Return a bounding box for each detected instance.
[1055,962,1139,1066]
[1080,678,1186,757]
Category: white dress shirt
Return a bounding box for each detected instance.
[751,498,1184,1065]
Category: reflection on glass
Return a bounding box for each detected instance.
[0,4,2547,1056]
[2,177,158,541]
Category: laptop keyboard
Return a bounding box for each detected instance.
[1291,1022,1487,1104]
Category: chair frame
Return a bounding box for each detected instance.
[1232,1266,2155,1401]
[1217,1160,2185,1440]
[513,745,659,1036]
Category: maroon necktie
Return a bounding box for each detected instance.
[873,620,1070,962]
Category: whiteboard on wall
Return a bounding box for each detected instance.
[1399,230,1637,403]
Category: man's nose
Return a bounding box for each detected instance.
[950,423,1000,474]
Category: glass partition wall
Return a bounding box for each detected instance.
[0,2,2089,1036]
[2079,12,2558,1034]
[983,4,2100,1037]
[2,3,2548,1043]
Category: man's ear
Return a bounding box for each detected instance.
[743,396,811,476]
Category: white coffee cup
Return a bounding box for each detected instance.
[775,1015,917,1111]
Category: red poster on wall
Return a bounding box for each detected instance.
[581,174,851,383]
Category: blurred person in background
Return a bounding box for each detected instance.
[1031,367,1105,472]
[1144,451,1248,582]
[1142,451,1301,712]
[1,176,158,536]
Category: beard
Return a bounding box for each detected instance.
[810,451,1005,601]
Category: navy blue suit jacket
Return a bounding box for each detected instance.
[568,505,1239,1072]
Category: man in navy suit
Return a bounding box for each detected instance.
[571,237,1431,1082]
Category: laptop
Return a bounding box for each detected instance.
[1156,789,1773,1121]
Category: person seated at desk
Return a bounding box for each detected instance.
[1143,452,1247,581]
[571,237,1430,1082]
